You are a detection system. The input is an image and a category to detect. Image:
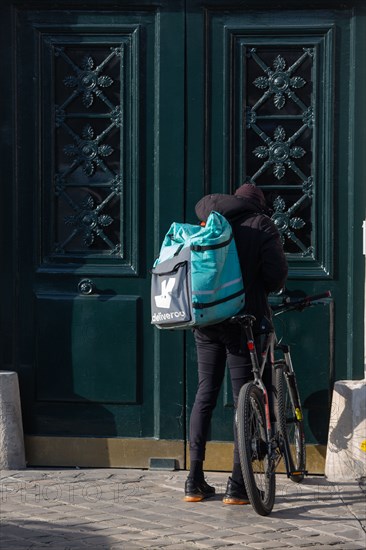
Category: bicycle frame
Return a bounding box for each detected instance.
[234,291,331,514]
[240,314,305,477]
[238,291,331,477]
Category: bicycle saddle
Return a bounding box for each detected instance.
[230,313,256,326]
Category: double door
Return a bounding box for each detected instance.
[1,0,364,470]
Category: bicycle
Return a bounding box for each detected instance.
[232,291,331,516]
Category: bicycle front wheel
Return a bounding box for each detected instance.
[237,382,275,516]
[275,363,306,482]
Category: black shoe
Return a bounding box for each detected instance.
[222,477,250,505]
[184,477,215,502]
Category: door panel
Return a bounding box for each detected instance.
[36,295,138,404]
[1,1,186,462]
[185,0,364,469]
[17,7,154,438]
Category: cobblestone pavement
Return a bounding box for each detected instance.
[0,468,365,549]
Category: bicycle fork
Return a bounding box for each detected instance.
[275,344,307,478]
[276,344,304,423]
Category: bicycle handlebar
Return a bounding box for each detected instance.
[271,290,331,314]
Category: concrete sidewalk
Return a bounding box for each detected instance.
[0,468,365,549]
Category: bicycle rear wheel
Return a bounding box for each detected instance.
[237,382,275,516]
[275,363,306,482]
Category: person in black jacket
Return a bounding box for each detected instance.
[184,183,288,504]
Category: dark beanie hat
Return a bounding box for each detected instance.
[234,183,267,211]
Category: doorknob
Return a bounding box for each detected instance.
[78,279,95,295]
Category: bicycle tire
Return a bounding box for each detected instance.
[275,363,306,483]
[237,382,275,516]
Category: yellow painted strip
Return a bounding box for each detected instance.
[190,441,326,475]
[25,436,327,474]
[360,440,366,452]
[25,436,185,469]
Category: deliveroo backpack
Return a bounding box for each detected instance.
[151,211,245,329]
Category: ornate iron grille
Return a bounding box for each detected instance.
[54,46,123,256]
[244,47,314,257]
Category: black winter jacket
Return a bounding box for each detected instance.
[195,193,288,323]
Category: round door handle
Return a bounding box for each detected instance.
[78,279,95,295]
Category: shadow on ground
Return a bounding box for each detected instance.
[0,519,117,550]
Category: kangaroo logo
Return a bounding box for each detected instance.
[155,278,176,309]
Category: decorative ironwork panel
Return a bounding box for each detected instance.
[54,45,124,257]
[229,30,334,277]
[245,46,314,257]
[38,30,141,270]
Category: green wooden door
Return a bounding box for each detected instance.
[1,1,186,467]
[1,0,365,471]
[185,0,366,472]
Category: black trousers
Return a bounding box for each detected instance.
[189,322,253,465]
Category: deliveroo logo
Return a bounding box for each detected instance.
[155,278,176,309]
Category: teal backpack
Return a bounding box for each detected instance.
[151,211,245,329]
